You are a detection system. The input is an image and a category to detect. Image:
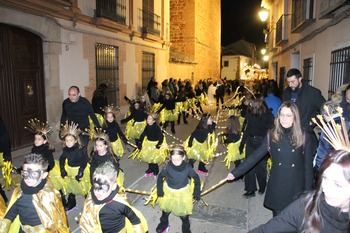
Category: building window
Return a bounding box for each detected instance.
[142,52,155,91]
[95,43,119,104]
[328,46,350,98]
[223,61,229,67]
[303,58,313,85]
[95,0,127,24]
[291,0,314,31]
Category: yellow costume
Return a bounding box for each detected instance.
[0,179,69,233]
[131,137,168,164]
[111,137,125,157]
[222,138,245,170]
[80,191,148,233]
[125,120,146,140]
[184,132,217,163]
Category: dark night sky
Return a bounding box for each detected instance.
[221,0,265,49]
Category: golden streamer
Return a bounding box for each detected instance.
[200,178,228,196]
[125,188,151,196]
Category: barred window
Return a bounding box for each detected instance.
[95,43,119,104]
[223,61,229,67]
[303,58,313,85]
[142,52,155,92]
[328,46,350,98]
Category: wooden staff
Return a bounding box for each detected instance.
[201,178,228,196]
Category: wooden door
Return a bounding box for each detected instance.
[0,24,46,149]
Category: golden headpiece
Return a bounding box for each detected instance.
[85,128,110,142]
[25,118,52,138]
[169,145,186,156]
[102,104,120,114]
[59,121,82,140]
[312,106,350,152]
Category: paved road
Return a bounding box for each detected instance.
[5,104,272,232]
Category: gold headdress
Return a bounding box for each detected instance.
[25,118,52,138]
[85,128,110,142]
[102,104,120,114]
[312,106,350,152]
[59,121,82,140]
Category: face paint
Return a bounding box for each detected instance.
[93,177,111,194]
[21,168,42,181]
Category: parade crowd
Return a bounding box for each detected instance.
[0,68,349,232]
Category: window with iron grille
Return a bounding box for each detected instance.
[328,46,350,98]
[95,0,126,24]
[291,0,314,31]
[142,52,155,92]
[223,61,229,67]
[303,58,313,85]
[95,43,119,105]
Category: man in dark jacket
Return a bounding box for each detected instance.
[282,68,326,153]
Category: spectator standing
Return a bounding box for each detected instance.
[282,68,325,153]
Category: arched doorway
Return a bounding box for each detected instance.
[0,24,46,149]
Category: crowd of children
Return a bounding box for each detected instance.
[1,75,349,232]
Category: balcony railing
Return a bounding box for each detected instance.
[138,8,160,37]
[275,14,288,45]
[95,0,126,25]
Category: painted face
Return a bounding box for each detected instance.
[171,153,185,166]
[68,87,80,103]
[22,164,47,187]
[279,107,294,128]
[34,134,47,147]
[207,116,213,125]
[147,115,155,125]
[93,175,115,201]
[95,140,107,156]
[106,112,114,123]
[322,164,350,212]
[65,135,77,148]
[286,76,301,91]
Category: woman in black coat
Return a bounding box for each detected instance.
[227,101,314,216]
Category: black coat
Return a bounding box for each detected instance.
[232,129,314,211]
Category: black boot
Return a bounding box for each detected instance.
[156,211,170,233]
[170,122,175,134]
[65,193,76,211]
[153,163,159,176]
[197,162,208,176]
[145,164,153,176]
[180,215,191,233]
[177,114,181,125]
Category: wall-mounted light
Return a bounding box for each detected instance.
[259,7,269,23]
[261,48,267,55]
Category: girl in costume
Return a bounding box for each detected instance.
[156,145,201,233]
[90,128,124,190]
[222,115,244,178]
[133,113,167,176]
[184,113,217,176]
[0,153,69,232]
[25,119,55,172]
[58,121,90,212]
[121,101,148,148]
[156,91,177,134]
[102,105,128,158]
[80,161,148,233]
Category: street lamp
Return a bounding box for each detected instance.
[259,7,269,23]
[261,48,267,55]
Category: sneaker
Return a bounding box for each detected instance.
[156,224,170,233]
[145,172,154,177]
[196,169,208,176]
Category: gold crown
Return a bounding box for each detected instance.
[25,118,52,137]
[102,104,120,114]
[85,128,110,142]
[59,121,82,140]
[312,106,350,151]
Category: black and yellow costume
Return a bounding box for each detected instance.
[0,179,69,233]
[80,187,148,233]
[103,121,127,157]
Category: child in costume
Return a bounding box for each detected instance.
[156,145,201,233]
[0,153,69,232]
[89,128,124,189]
[156,91,177,134]
[121,101,148,148]
[57,121,90,212]
[25,119,55,172]
[184,113,217,176]
[80,161,148,233]
[102,105,128,158]
[222,115,244,179]
[134,113,167,176]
